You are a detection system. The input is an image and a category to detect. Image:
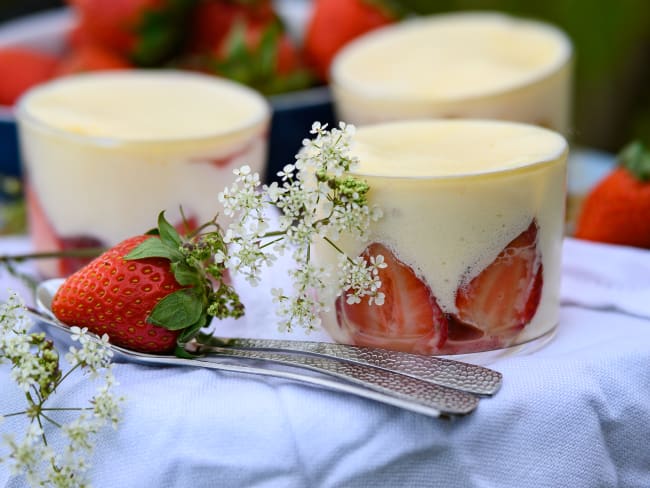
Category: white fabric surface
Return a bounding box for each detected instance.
[1,236,650,487]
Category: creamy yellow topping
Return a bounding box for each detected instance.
[333,12,571,101]
[351,119,567,177]
[20,71,268,140]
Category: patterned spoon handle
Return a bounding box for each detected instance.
[194,337,502,396]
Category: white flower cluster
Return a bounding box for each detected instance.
[0,292,123,487]
[218,122,385,332]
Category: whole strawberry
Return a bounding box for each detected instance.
[575,141,650,248]
[51,213,243,354]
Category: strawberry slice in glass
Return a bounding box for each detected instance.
[335,242,448,355]
[447,219,544,352]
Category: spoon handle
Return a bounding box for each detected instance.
[194,336,502,396]
[193,347,479,416]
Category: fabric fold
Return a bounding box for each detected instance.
[561,237,650,319]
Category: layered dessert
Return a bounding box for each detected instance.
[17,71,270,277]
[316,119,568,355]
[331,12,572,134]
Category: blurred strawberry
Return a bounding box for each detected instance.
[69,0,197,66]
[0,47,59,106]
[188,0,274,53]
[213,20,309,91]
[575,141,650,248]
[304,0,398,81]
[335,242,448,354]
[56,44,132,75]
[185,1,311,95]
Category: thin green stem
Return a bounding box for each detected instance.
[40,407,91,412]
[30,384,43,405]
[259,237,284,250]
[260,230,287,239]
[1,411,27,418]
[187,215,220,238]
[40,413,63,429]
[35,414,49,446]
[53,363,81,391]
[0,248,105,263]
[322,236,355,264]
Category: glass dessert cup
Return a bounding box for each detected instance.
[314,119,568,358]
[331,11,573,134]
[16,70,270,278]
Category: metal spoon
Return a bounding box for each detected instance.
[32,281,482,418]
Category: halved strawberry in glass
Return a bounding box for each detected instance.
[452,219,543,346]
[335,242,448,354]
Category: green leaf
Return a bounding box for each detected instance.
[125,237,183,262]
[170,261,202,287]
[178,321,205,344]
[147,289,204,330]
[213,19,313,96]
[619,140,650,182]
[132,0,198,67]
[157,211,182,248]
[174,344,200,359]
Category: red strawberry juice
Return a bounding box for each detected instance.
[316,119,568,357]
[16,71,270,277]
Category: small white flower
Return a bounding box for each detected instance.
[234,165,251,176]
[346,294,361,305]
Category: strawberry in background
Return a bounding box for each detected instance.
[56,44,132,75]
[188,0,274,52]
[0,47,59,105]
[575,141,650,248]
[185,0,311,95]
[304,0,398,82]
[68,0,197,66]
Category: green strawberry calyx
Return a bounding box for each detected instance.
[131,0,199,67]
[619,140,650,182]
[125,211,244,349]
[212,19,313,95]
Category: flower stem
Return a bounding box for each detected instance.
[40,407,91,412]
[0,248,105,263]
[322,236,355,264]
[1,411,27,417]
[53,363,81,391]
[259,237,284,250]
[40,412,63,429]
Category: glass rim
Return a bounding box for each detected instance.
[15,70,271,147]
[347,118,569,181]
[331,12,573,105]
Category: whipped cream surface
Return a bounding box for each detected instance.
[20,71,268,140]
[333,12,572,101]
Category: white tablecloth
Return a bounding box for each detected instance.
[1,236,649,487]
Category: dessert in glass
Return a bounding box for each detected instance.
[16,70,270,277]
[315,119,568,357]
[331,11,573,134]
